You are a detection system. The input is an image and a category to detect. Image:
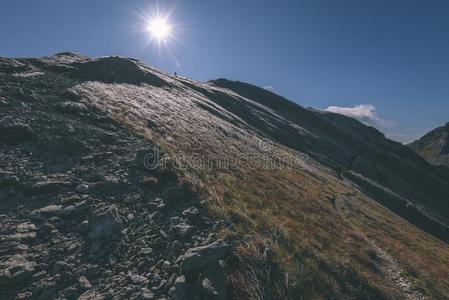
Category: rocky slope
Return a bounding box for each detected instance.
[1,52,449,299]
[409,123,449,168]
[0,54,230,299]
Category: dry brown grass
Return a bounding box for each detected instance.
[198,160,449,299]
[75,80,449,299]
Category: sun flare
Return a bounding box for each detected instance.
[147,17,171,40]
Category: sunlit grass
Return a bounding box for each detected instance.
[75,80,449,299]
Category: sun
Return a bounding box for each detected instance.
[147,17,171,40]
[137,4,181,64]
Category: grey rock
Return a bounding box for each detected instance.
[148,202,159,212]
[31,270,47,282]
[15,292,32,299]
[76,183,90,194]
[150,273,161,286]
[168,275,187,300]
[176,240,230,273]
[161,260,171,273]
[151,279,167,291]
[128,274,148,285]
[88,206,121,240]
[52,261,68,274]
[200,277,218,297]
[182,207,200,219]
[16,222,37,232]
[0,254,36,288]
[140,247,153,255]
[198,260,228,300]
[88,206,122,258]
[172,223,193,238]
[78,276,92,290]
[35,201,88,218]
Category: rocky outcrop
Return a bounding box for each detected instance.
[177,240,230,273]
[71,56,167,86]
[176,240,230,299]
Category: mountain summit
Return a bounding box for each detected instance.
[1,53,449,299]
[409,122,449,167]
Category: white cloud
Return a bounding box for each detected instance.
[325,104,395,128]
[263,85,273,90]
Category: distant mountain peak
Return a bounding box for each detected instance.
[409,122,449,166]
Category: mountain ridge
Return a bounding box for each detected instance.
[1,52,449,299]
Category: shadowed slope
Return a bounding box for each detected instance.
[210,79,449,243]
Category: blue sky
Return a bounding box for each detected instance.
[1,0,448,143]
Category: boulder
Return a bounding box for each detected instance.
[198,260,228,300]
[176,240,230,273]
[88,206,122,258]
[78,276,92,290]
[0,254,36,288]
[176,240,230,300]
[76,183,90,194]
